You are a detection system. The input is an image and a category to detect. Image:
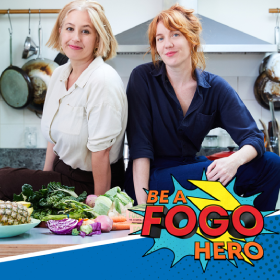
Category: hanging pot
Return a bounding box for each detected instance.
[0,11,33,109]
[254,72,280,110]
[22,19,58,114]
[262,53,280,83]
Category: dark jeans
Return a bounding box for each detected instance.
[0,156,125,200]
[125,152,280,211]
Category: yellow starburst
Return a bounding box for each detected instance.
[187,180,253,265]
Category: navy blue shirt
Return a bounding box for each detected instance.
[126,61,265,161]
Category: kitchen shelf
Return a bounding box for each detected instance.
[0,9,60,14]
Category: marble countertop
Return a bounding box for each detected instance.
[0,147,238,170]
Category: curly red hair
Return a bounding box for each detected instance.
[148,4,206,79]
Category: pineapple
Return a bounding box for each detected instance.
[0,201,31,226]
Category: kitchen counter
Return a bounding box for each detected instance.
[0,148,238,170]
[0,228,131,258]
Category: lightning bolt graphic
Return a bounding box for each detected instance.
[187,179,251,266]
[129,170,277,271]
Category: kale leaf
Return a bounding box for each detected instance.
[47,182,78,198]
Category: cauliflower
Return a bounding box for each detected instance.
[108,201,133,217]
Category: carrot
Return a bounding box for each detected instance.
[112,222,131,230]
[79,218,89,222]
[110,216,127,223]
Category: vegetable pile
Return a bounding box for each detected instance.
[13,183,134,236]
[13,184,134,221]
[47,218,102,237]
[13,182,89,220]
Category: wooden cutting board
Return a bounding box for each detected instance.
[0,244,74,258]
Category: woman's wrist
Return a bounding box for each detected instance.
[229,145,258,167]
[91,148,111,195]
[228,151,244,168]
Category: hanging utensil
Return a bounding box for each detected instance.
[259,10,280,82]
[259,119,273,152]
[0,10,33,109]
[268,100,279,155]
[22,9,58,114]
[275,8,280,52]
[263,78,280,155]
[276,119,280,154]
[22,9,38,59]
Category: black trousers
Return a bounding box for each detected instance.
[0,156,125,200]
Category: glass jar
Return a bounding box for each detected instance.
[25,127,37,148]
[219,130,228,147]
[202,135,218,148]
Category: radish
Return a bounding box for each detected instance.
[94,215,113,232]
[85,195,98,208]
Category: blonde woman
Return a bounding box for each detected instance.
[0,1,127,200]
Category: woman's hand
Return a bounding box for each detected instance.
[206,145,258,186]
[206,156,240,186]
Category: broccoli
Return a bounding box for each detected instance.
[72,228,80,236]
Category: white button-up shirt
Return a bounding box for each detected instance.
[41,56,128,171]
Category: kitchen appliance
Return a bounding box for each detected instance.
[115,0,276,54]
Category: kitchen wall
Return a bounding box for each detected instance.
[0,0,278,148]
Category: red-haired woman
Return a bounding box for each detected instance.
[124,4,280,210]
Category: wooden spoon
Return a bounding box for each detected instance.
[259,119,273,152]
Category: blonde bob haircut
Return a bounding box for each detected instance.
[46,0,117,61]
[148,4,206,79]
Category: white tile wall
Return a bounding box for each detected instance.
[0,124,25,148]
[23,109,42,125]
[0,100,24,124]
[238,76,257,100]
[0,99,47,148]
